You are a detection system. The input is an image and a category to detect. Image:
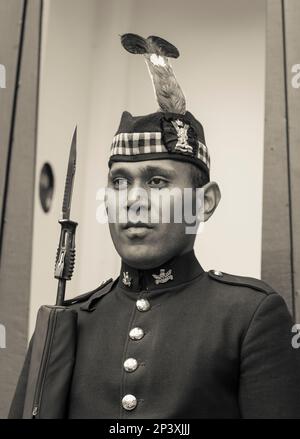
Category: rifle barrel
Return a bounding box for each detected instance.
[56,279,66,306]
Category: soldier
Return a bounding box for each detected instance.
[9,34,300,419]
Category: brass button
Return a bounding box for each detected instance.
[136,298,150,312]
[122,394,137,411]
[124,358,138,372]
[129,327,144,340]
[213,270,223,277]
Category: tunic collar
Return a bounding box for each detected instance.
[118,250,204,292]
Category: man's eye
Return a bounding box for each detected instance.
[113,178,128,189]
[148,177,168,188]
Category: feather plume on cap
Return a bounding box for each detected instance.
[121,33,186,114]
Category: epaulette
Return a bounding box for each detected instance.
[208,270,276,295]
[63,278,114,308]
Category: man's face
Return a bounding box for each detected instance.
[106,159,199,270]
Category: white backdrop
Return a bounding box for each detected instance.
[29,0,266,337]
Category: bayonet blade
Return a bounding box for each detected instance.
[62,127,77,219]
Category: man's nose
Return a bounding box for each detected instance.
[126,184,150,210]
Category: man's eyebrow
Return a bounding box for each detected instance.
[140,165,177,178]
[109,165,177,179]
[109,167,132,178]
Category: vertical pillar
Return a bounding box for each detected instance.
[0,0,42,418]
[262,0,294,313]
[281,0,300,320]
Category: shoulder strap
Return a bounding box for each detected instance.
[208,270,276,295]
[63,278,114,307]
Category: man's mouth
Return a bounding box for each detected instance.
[123,222,154,238]
[123,222,154,229]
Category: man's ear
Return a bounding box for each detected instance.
[200,181,221,222]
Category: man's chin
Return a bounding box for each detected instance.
[119,245,166,270]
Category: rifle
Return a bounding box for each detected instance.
[22,128,78,418]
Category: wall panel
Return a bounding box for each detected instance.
[262,0,293,312]
[282,0,300,320]
[0,0,42,419]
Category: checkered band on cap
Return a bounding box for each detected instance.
[110,131,210,169]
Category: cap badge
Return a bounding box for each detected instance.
[152,268,174,285]
[171,119,194,155]
[122,271,132,287]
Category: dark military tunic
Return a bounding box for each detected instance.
[9,251,300,418]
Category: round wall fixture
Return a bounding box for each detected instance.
[39,162,54,213]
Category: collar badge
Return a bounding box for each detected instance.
[171,119,193,155]
[152,269,174,285]
[122,271,132,287]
